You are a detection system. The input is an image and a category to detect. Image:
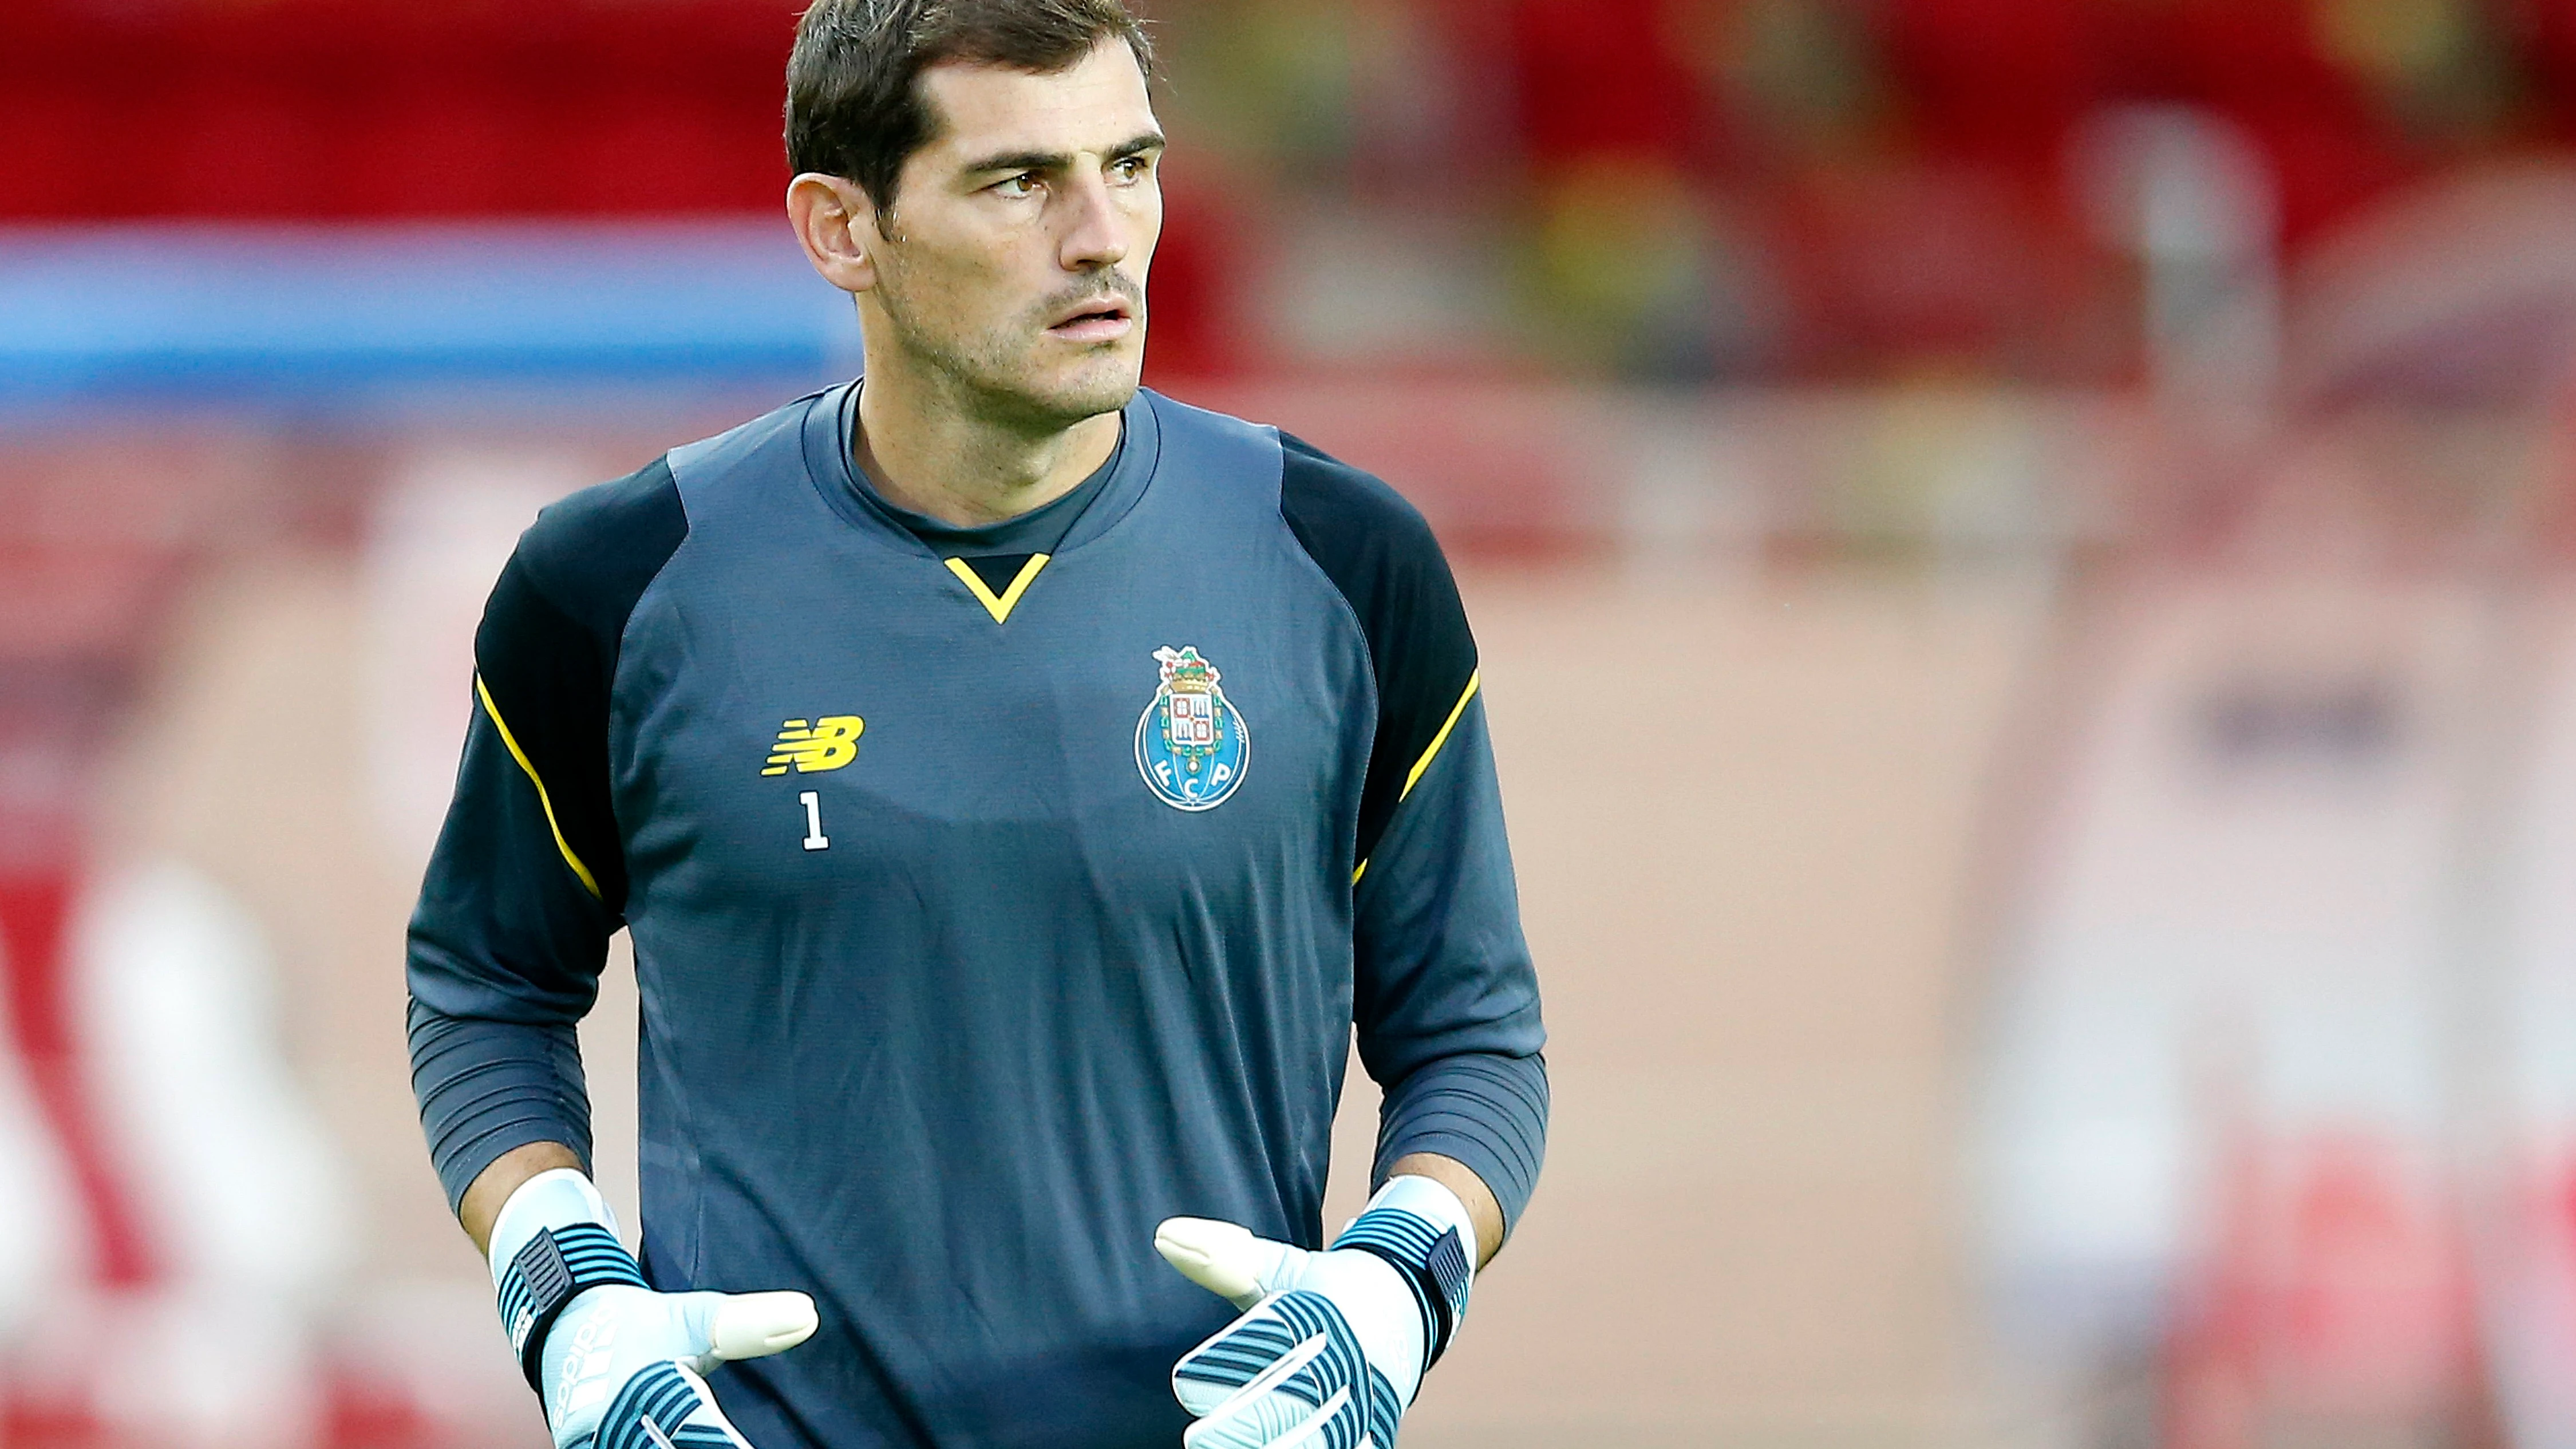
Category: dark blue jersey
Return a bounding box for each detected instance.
[406,385,1548,1449]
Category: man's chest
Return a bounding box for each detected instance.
[605,539,1374,913]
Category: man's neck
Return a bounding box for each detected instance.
[852,365,1123,529]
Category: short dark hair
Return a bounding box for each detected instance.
[787,0,1154,215]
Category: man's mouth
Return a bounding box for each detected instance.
[1045,297,1136,343]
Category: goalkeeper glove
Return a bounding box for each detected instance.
[1156,1176,1479,1449]
[488,1169,817,1449]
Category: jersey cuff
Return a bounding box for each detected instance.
[1374,1050,1550,1233]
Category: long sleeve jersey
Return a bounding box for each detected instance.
[405,384,1548,1449]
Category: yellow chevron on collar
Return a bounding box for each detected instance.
[945,554,1052,624]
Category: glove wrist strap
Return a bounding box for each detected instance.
[1333,1195,1475,1373]
[496,1222,649,1393]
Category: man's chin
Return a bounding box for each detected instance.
[1059,377,1142,421]
[997,360,1143,429]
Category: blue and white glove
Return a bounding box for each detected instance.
[488,1170,817,1449]
[1156,1176,1479,1449]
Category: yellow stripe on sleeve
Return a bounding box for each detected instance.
[475,673,603,901]
[1400,670,1481,802]
[1352,669,1483,885]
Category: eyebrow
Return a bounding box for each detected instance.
[961,131,1166,178]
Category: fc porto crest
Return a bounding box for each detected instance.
[1135,646,1250,811]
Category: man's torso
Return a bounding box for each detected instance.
[604,386,1374,1447]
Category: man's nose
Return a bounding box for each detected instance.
[1057,173,1131,273]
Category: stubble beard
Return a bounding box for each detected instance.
[872,262,1145,436]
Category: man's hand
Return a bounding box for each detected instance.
[1156,1177,1480,1449]
[489,1170,817,1449]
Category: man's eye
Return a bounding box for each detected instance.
[994,173,1037,198]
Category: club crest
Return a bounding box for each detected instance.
[1135,646,1250,811]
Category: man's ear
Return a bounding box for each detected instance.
[787,172,884,294]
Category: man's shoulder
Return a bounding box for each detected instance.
[513,385,835,614]
[1136,389,1439,559]
[514,457,689,629]
[662,385,835,501]
[1273,431,1437,559]
[1247,422,1478,869]
[1262,428,1452,626]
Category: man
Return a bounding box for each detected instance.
[405,2,1547,1446]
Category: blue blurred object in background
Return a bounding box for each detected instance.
[0,223,852,413]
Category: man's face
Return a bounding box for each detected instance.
[866,39,1163,430]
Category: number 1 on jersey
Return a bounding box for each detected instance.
[799,791,829,851]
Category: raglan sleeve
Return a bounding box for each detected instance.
[405,461,681,1213]
[1281,435,1550,1237]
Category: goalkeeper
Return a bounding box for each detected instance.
[405,1,1547,1445]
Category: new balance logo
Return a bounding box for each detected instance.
[764,716,864,776]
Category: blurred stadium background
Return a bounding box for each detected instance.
[13,0,2576,1446]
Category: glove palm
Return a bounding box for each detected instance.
[491,1171,816,1449]
[538,1282,815,1449]
[1157,1178,1479,1449]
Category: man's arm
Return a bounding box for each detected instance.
[406,649,617,1218]
[1274,430,1550,1247]
[460,1141,586,1256]
[404,469,819,1449]
[408,459,685,1223]
[1349,680,1550,1250]
[1383,1152,1504,1269]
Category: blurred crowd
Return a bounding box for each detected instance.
[6,0,2576,384]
